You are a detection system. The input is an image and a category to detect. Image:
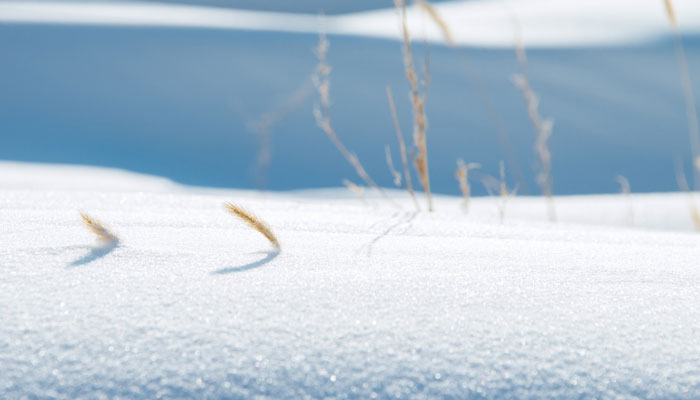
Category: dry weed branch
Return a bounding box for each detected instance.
[421,0,528,193]
[394,0,433,211]
[385,145,402,187]
[481,161,517,223]
[224,202,280,249]
[343,178,366,198]
[416,0,455,45]
[386,85,420,211]
[456,159,480,213]
[664,0,700,189]
[312,28,391,203]
[80,212,118,244]
[509,15,556,221]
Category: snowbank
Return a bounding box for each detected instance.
[1,0,700,47]
[2,162,699,398]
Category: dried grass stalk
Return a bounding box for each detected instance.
[664,0,700,189]
[385,145,402,187]
[430,0,528,194]
[416,0,455,46]
[343,178,365,197]
[312,27,391,203]
[80,212,118,244]
[386,85,420,211]
[664,0,678,30]
[456,160,480,213]
[394,0,433,211]
[481,161,517,223]
[224,202,280,249]
[510,17,556,221]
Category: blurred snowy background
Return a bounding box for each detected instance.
[1,0,700,195]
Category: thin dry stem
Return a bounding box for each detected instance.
[385,145,402,187]
[510,15,556,221]
[456,159,480,213]
[664,0,678,30]
[394,0,433,211]
[386,85,420,211]
[481,161,517,223]
[416,0,455,45]
[342,178,366,197]
[312,27,392,204]
[665,0,700,189]
[80,212,118,244]
[420,0,528,194]
[224,202,280,249]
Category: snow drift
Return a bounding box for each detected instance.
[2,162,700,398]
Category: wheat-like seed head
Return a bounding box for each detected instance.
[80,212,118,243]
[664,0,678,30]
[224,202,280,250]
[416,0,455,45]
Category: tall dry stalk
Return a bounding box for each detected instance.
[312,28,391,203]
[80,212,118,244]
[664,0,700,189]
[510,15,556,222]
[416,0,455,45]
[456,159,480,213]
[417,0,528,193]
[394,0,433,211]
[224,202,280,250]
[386,85,420,211]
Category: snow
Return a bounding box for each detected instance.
[2,162,700,398]
[3,0,700,397]
[1,0,700,47]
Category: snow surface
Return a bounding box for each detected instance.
[2,0,700,47]
[2,162,700,398]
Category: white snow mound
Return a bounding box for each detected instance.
[2,162,700,398]
[1,0,699,47]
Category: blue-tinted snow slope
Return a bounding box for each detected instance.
[29,0,451,14]
[0,25,698,195]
